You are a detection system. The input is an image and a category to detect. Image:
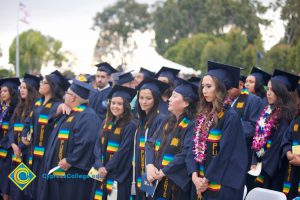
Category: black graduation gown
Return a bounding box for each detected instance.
[281,116,300,200]
[146,117,195,200]
[39,106,101,200]
[20,98,61,200]
[89,87,112,121]
[232,92,263,191]
[186,108,248,200]
[251,118,289,191]
[132,112,166,200]
[0,104,16,195]
[91,120,137,200]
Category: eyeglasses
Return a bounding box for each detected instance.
[40,80,49,85]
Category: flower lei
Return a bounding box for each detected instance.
[193,112,215,164]
[252,104,279,152]
[193,98,232,164]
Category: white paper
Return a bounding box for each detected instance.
[248,162,262,176]
[48,166,61,175]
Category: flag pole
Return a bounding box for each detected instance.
[16,0,20,77]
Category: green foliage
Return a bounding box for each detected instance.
[153,0,270,54]
[9,29,66,75]
[0,69,14,78]
[264,44,291,72]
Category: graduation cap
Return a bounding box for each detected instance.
[0,77,20,90]
[107,85,137,102]
[249,67,271,86]
[115,71,134,85]
[155,66,180,82]
[70,79,96,100]
[47,70,70,92]
[271,69,299,91]
[136,77,170,95]
[95,62,118,75]
[206,61,240,89]
[188,76,201,87]
[174,79,199,102]
[139,67,155,78]
[23,73,42,90]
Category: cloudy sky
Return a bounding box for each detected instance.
[0,0,284,74]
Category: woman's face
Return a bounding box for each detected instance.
[110,97,124,118]
[168,91,188,116]
[245,75,256,93]
[139,89,154,114]
[20,82,28,99]
[0,86,11,102]
[266,81,277,105]
[202,75,216,102]
[39,78,51,96]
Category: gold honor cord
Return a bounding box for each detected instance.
[39,125,45,147]
[58,140,65,162]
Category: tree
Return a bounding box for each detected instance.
[9,29,66,75]
[264,44,291,72]
[276,0,300,45]
[0,69,14,78]
[92,0,151,68]
[153,0,270,54]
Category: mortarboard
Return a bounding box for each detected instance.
[271,69,299,91]
[23,73,42,90]
[95,62,118,75]
[206,61,240,90]
[47,70,70,92]
[249,67,271,86]
[108,85,137,102]
[0,77,20,90]
[155,66,180,82]
[70,79,95,100]
[136,77,169,95]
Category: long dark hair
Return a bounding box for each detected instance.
[255,78,266,99]
[105,97,132,129]
[270,79,295,123]
[12,82,40,122]
[162,78,175,99]
[197,75,227,124]
[45,75,65,101]
[1,85,19,118]
[137,89,160,127]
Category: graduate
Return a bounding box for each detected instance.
[21,70,69,200]
[7,74,40,200]
[39,79,101,200]
[251,69,298,191]
[132,68,155,119]
[145,79,198,199]
[155,66,180,115]
[132,77,169,200]
[115,71,135,88]
[281,83,300,200]
[187,61,248,200]
[227,75,263,190]
[0,77,20,200]
[134,67,155,87]
[245,67,271,107]
[91,85,137,200]
[89,62,118,121]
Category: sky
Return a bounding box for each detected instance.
[0,0,285,74]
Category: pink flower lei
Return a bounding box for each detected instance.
[193,112,215,164]
[252,104,280,152]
